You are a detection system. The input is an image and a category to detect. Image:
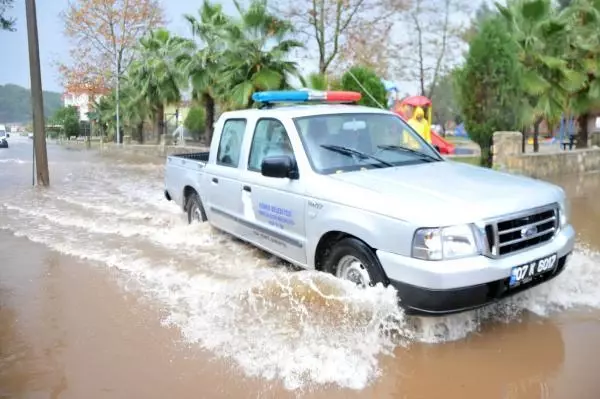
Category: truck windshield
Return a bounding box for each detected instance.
[293,112,442,174]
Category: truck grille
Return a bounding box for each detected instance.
[484,205,559,257]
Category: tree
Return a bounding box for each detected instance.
[184,0,231,144]
[127,28,194,141]
[59,0,165,96]
[454,16,524,167]
[560,0,600,148]
[497,0,586,152]
[219,0,305,109]
[462,1,497,42]
[333,21,394,77]
[184,105,206,139]
[393,0,472,98]
[429,70,460,133]
[50,106,80,138]
[0,0,15,31]
[272,0,408,74]
[340,66,387,109]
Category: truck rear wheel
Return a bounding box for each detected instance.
[186,192,207,224]
[322,237,388,288]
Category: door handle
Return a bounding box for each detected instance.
[243,185,251,192]
[212,177,219,184]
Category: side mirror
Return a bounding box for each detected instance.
[261,155,299,179]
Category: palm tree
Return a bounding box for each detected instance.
[219,0,305,109]
[119,78,152,143]
[184,1,230,144]
[560,0,600,148]
[497,0,587,152]
[91,94,116,139]
[127,28,195,142]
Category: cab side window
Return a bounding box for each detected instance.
[217,119,246,167]
[248,119,294,172]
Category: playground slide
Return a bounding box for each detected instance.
[431,130,455,154]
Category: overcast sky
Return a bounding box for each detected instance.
[0,0,246,93]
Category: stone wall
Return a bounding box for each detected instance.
[493,131,600,178]
[62,140,208,159]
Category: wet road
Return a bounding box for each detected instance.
[1,136,600,398]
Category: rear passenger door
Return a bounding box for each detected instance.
[239,118,307,265]
[204,118,247,235]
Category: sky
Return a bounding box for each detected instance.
[0,0,484,95]
[0,0,252,93]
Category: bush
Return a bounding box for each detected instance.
[184,105,206,138]
[340,66,387,109]
[50,106,80,138]
[454,16,524,167]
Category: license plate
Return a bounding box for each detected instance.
[509,253,557,287]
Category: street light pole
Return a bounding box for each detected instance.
[115,51,121,145]
[25,0,49,186]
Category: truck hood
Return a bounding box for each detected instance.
[322,160,564,226]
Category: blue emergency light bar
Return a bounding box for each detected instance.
[251,90,362,107]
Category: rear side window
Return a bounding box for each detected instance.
[216,119,246,167]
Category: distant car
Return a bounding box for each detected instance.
[28,133,34,139]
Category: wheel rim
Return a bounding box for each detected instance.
[336,255,371,287]
[190,202,202,222]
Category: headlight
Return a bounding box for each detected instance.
[558,198,569,227]
[412,224,480,261]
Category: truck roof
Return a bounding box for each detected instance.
[218,104,394,120]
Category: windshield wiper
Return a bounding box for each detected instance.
[376,145,440,162]
[320,144,394,167]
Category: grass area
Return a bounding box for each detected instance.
[447,156,481,166]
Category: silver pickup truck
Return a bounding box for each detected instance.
[164,90,575,316]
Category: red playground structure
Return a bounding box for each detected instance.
[393,95,456,155]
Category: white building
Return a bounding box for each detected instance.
[62,92,97,121]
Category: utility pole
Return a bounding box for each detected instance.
[25,0,49,186]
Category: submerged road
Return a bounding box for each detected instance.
[1,136,600,398]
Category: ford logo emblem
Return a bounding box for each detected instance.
[521,225,538,238]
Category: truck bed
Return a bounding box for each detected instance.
[171,151,209,162]
[164,152,209,207]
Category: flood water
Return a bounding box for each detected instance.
[1,136,600,399]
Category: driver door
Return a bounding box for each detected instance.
[239,118,307,265]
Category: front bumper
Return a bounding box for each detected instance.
[391,252,570,316]
[377,224,576,316]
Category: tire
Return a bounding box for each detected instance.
[186,192,207,224]
[322,237,388,288]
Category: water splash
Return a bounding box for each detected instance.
[1,150,599,391]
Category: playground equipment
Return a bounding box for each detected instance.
[394,95,456,155]
[525,114,576,150]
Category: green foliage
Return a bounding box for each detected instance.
[51,106,80,138]
[184,106,206,134]
[558,0,600,147]
[340,66,386,109]
[454,16,524,167]
[219,0,305,109]
[306,73,328,90]
[0,0,15,31]
[0,84,62,123]
[496,0,590,150]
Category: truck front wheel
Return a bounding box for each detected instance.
[186,192,207,224]
[322,237,388,288]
